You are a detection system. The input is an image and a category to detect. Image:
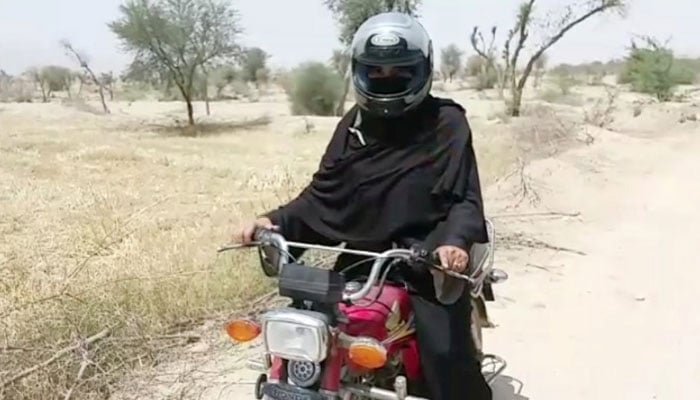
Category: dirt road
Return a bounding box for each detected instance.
[114,126,700,399]
[486,127,700,399]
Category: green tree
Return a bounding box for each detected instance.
[210,65,238,98]
[440,44,463,82]
[324,0,422,115]
[330,48,350,77]
[287,62,344,116]
[109,0,242,125]
[240,47,269,85]
[619,37,685,101]
[26,65,73,102]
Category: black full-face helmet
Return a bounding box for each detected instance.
[350,12,434,118]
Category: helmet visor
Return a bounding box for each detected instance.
[354,62,426,97]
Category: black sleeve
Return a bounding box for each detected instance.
[260,108,356,241]
[437,112,489,251]
[262,189,309,229]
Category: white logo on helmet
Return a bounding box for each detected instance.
[370,33,400,46]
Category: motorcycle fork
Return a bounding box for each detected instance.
[319,333,345,394]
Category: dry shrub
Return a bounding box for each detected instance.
[490,105,588,207]
[583,85,619,128]
[554,72,578,95]
[60,98,106,115]
[230,80,252,100]
[0,79,34,103]
[679,111,698,123]
[632,103,644,117]
[513,104,583,160]
[116,83,152,102]
[538,87,583,106]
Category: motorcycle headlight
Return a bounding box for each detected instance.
[261,309,330,363]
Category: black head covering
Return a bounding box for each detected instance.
[265,95,487,249]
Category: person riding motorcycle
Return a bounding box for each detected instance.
[233,12,492,400]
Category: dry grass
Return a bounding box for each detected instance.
[0,99,326,398]
[0,84,632,399]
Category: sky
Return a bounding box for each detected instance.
[0,0,698,75]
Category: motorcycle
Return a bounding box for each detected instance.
[218,218,508,400]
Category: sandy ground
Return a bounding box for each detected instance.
[484,127,700,399]
[106,94,700,399]
[3,84,699,399]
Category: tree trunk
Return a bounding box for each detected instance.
[186,98,195,126]
[509,3,615,118]
[201,67,211,116]
[96,86,110,114]
[174,81,195,126]
[510,71,530,117]
[82,68,110,113]
[40,84,47,103]
[499,65,509,99]
[204,79,210,116]
[510,86,524,117]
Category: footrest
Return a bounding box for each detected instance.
[481,353,507,384]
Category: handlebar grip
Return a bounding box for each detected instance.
[253,228,275,243]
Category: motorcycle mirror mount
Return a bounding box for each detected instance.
[254,229,291,277]
[487,268,509,284]
[257,241,284,277]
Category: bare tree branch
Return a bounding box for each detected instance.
[501,0,625,116]
[60,40,110,113]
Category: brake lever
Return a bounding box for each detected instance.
[216,241,261,253]
[217,229,279,253]
[409,246,472,282]
[428,263,472,282]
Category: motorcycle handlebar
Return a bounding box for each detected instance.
[219,228,471,303]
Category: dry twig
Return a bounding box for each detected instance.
[1,328,111,388]
[499,231,586,256]
[492,211,581,219]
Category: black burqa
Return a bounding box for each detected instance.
[265,95,488,251]
[263,95,492,400]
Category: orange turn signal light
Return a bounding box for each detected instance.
[348,339,387,370]
[225,319,261,342]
